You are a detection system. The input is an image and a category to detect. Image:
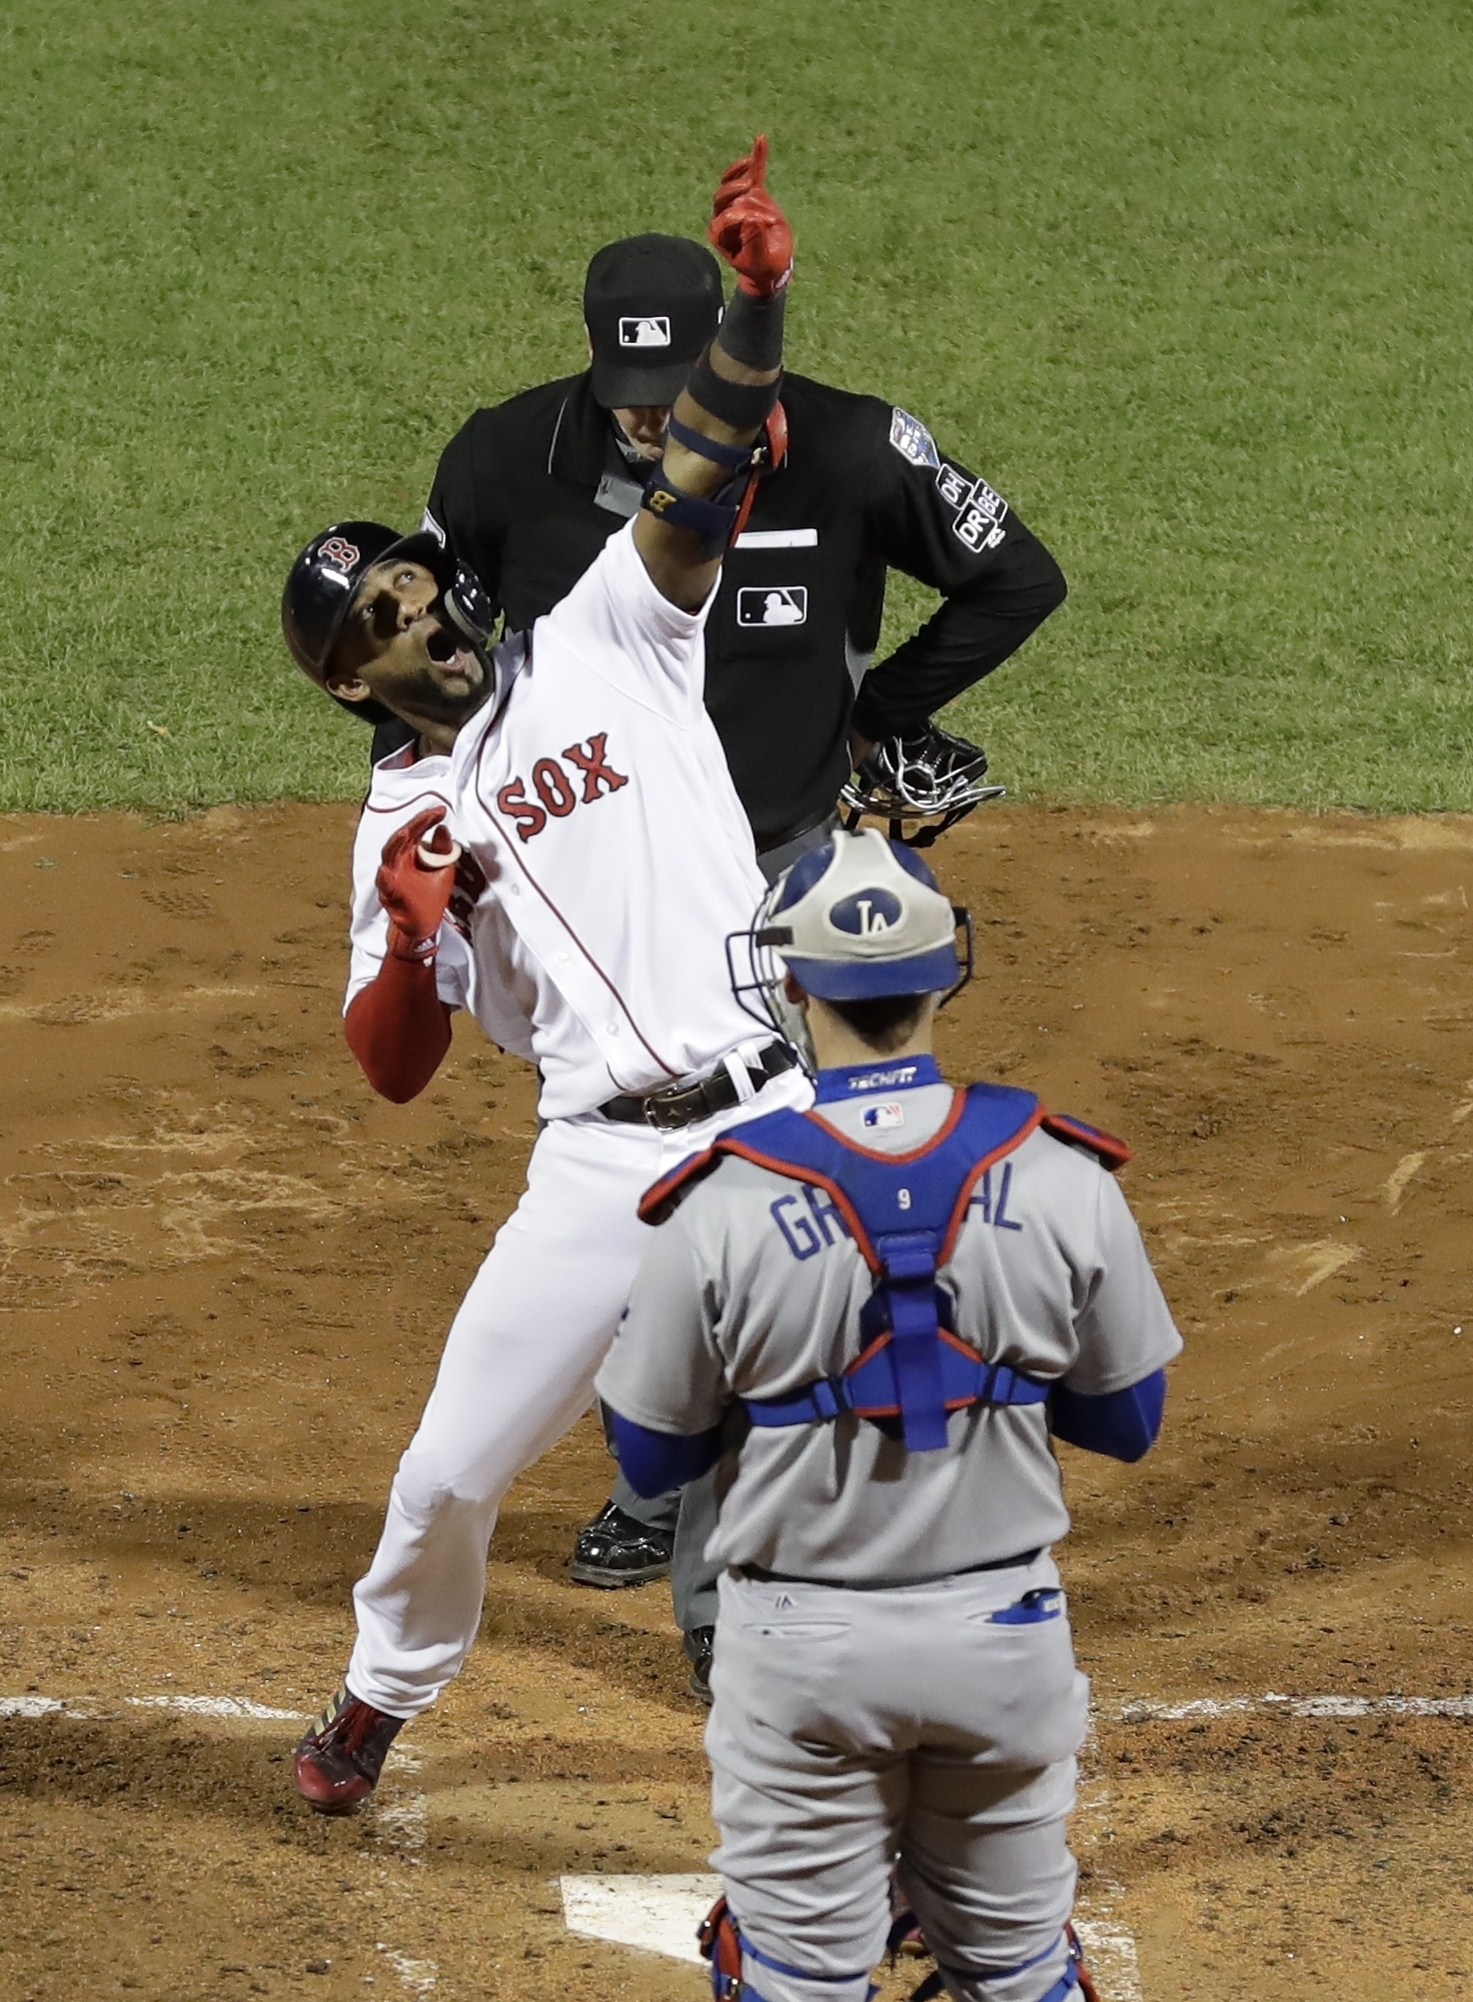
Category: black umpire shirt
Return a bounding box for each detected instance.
[398,370,1066,850]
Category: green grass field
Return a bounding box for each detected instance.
[1,0,1470,814]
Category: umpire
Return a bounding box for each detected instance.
[398,230,1067,1686]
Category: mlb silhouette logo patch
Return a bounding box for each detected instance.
[618,315,671,347]
[737,585,807,628]
[862,1101,906,1131]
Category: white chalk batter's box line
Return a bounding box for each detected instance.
[1113,1692,1473,1720]
[6,1688,1469,1724]
[0,1692,306,1720]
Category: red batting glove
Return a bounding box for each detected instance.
[376,807,457,961]
[709,134,793,296]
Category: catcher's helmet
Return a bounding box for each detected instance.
[727,828,974,1069]
[840,724,1005,848]
[281,522,498,723]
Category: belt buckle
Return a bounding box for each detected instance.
[642,1086,695,1131]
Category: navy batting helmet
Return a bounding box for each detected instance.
[281,522,498,722]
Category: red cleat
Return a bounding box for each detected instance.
[293,1684,406,1814]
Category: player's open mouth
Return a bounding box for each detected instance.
[423,622,480,686]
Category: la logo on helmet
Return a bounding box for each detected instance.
[830,888,902,935]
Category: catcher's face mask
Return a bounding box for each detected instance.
[726,828,974,1073]
[840,726,1005,849]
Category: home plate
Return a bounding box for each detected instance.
[560,1874,1142,1992]
[561,1873,719,1963]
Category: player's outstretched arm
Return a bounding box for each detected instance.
[633,135,792,610]
[344,809,457,1102]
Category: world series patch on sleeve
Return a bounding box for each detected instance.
[888,407,941,470]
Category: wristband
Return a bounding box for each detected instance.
[717,285,786,371]
[641,467,745,555]
[664,415,759,470]
[387,924,440,963]
[686,348,782,433]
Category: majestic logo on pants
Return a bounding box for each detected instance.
[618,316,671,347]
[737,586,807,628]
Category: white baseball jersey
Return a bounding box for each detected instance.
[596,1075,1182,1582]
[346,520,776,1120]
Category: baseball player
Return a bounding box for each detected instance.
[596,829,1182,2002]
[400,221,1066,1647]
[278,139,812,1811]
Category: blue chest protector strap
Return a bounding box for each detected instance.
[641,1085,1131,1453]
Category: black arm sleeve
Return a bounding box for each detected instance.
[849,415,1067,743]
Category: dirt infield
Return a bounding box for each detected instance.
[1,801,1470,2002]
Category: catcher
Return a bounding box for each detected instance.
[596,828,1182,2002]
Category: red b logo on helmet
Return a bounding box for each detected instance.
[320,536,361,571]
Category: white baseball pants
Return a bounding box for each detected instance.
[706,1556,1090,2002]
[346,1074,809,1718]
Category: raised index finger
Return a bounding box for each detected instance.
[715,132,769,204]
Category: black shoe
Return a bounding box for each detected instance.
[568,1502,675,1588]
[685,1625,714,1705]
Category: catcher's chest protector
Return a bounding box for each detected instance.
[643,1086,1129,1452]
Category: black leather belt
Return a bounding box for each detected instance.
[598,1040,796,1132]
[734,1549,1042,1591]
[755,808,839,859]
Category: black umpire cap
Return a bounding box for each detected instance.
[584,235,724,408]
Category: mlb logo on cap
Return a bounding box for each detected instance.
[619,315,671,348]
[584,234,724,408]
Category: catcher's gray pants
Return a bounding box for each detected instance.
[705,1555,1089,2002]
[607,816,837,1629]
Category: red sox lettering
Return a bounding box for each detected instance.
[495,733,630,843]
[446,847,490,937]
